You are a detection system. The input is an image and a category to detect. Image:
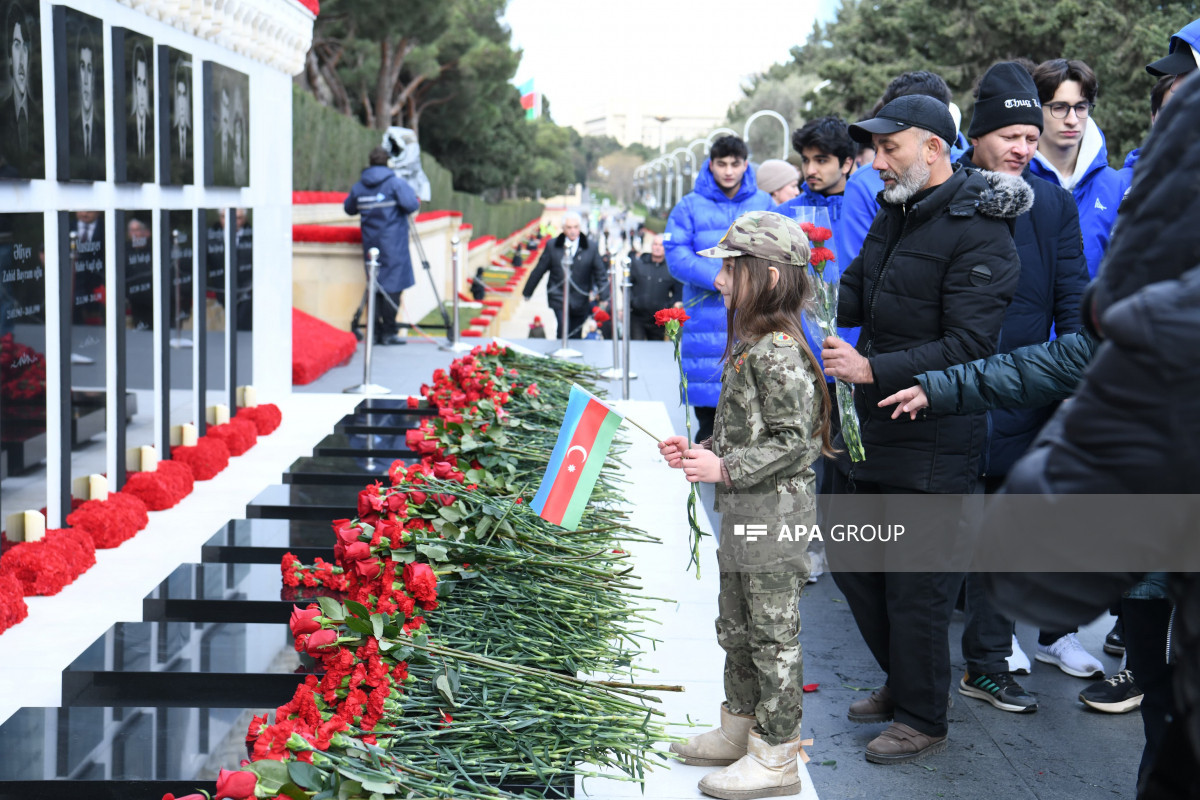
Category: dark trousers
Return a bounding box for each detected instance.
[962,475,1016,675]
[1138,716,1199,800]
[1124,597,1174,792]
[628,310,664,341]
[374,290,402,339]
[694,406,717,444]
[830,474,964,737]
[552,306,588,340]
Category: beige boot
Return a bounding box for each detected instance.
[670,703,756,766]
[697,729,802,800]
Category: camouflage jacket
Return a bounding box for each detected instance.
[712,332,821,518]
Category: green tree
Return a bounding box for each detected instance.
[756,0,1198,166]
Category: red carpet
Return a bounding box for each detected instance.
[293,307,358,385]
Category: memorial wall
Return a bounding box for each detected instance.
[0,0,310,527]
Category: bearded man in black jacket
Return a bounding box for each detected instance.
[820,94,1024,765]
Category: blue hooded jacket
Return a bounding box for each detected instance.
[664,160,772,407]
[840,133,968,263]
[1029,122,1130,278]
[1118,147,1139,186]
[772,184,860,378]
[344,165,421,293]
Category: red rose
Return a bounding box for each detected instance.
[432,461,454,480]
[353,558,381,579]
[439,493,456,507]
[409,490,427,506]
[343,541,372,562]
[289,606,322,636]
[654,307,690,326]
[333,520,361,547]
[304,629,339,656]
[215,768,258,800]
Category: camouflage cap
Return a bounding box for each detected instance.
[698,211,811,268]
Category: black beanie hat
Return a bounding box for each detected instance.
[967,62,1045,138]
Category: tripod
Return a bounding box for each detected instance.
[350,213,454,340]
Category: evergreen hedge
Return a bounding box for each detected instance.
[293,87,543,241]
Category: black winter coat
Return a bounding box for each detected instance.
[628,253,683,315]
[522,233,608,314]
[981,75,1200,770]
[927,152,1091,476]
[836,166,1025,492]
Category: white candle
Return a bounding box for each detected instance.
[207,404,230,425]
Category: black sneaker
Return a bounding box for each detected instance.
[1104,619,1125,655]
[958,671,1038,713]
[1079,669,1143,713]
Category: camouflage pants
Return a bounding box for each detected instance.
[716,570,805,745]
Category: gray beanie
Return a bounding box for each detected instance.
[755,159,800,194]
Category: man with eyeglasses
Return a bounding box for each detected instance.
[1029,59,1129,278]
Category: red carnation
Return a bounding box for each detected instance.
[809,246,836,266]
[402,562,439,606]
[799,222,833,244]
[654,307,690,326]
[592,306,611,324]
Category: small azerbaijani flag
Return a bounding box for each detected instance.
[531,384,624,530]
[518,78,539,120]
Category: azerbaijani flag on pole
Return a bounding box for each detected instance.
[531,384,624,530]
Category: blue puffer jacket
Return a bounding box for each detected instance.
[1118,147,1139,186]
[664,161,771,407]
[840,133,968,263]
[1029,122,1130,279]
[772,184,860,377]
[344,165,421,293]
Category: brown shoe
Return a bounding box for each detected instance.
[847,685,893,724]
[865,722,948,764]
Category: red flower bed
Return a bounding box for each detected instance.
[0,572,28,634]
[292,224,362,244]
[66,491,150,549]
[172,436,232,480]
[236,403,282,435]
[293,307,358,385]
[123,460,195,510]
[0,528,96,596]
[205,418,258,457]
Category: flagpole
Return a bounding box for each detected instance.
[621,415,665,444]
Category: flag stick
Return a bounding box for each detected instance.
[621,415,666,443]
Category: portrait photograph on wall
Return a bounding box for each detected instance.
[158,45,192,185]
[0,1,43,179]
[203,61,248,187]
[112,27,154,183]
[52,6,105,182]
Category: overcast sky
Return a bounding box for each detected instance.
[504,0,839,127]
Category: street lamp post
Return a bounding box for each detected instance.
[743,110,790,161]
[670,147,694,204]
[653,114,671,156]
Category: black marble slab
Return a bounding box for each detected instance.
[312,433,416,459]
[141,563,340,625]
[282,455,392,486]
[244,483,360,521]
[353,398,436,415]
[200,519,333,565]
[333,410,433,436]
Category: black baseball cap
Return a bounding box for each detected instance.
[1146,19,1200,76]
[849,95,958,147]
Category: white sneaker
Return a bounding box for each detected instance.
[806,550,827,584]
[1007,634,1031,675]
[1035,633,1104,678]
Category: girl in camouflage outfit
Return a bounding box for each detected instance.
[659,210,834,800]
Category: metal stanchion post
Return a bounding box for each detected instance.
[600,251,621,379]
[622,256,636,399]
[440,235,473,353]
[344,247,391,394]
[550,250,581,359]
